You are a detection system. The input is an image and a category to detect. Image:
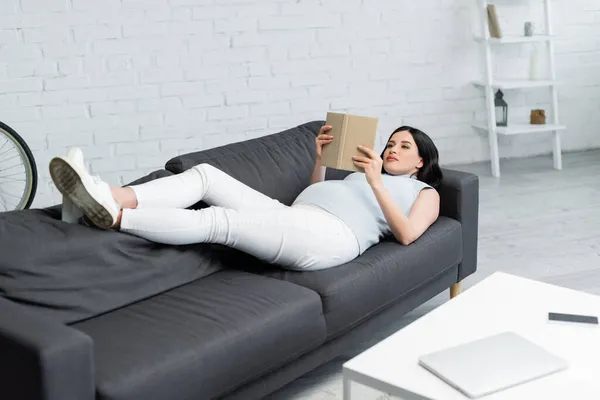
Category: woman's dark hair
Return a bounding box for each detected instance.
[379,126,443,189]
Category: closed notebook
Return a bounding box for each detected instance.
[321,112,379,173]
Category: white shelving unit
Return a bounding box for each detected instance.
[472,122,566,136]
[473,0,563,177]
[474,34,555,44]
[472,79,559,90]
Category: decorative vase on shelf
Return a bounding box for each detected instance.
[529,46,539,80]
[524,22,535,37]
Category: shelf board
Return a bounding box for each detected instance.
[474,35,555,44]
[472,123,566,136]
[472,79,558,90]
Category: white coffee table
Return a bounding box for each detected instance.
[343,272,600,399]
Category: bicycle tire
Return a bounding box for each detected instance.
[0,121,38,210]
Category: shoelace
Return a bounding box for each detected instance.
[91,174,109,193]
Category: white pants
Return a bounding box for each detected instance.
[119,164,360,271]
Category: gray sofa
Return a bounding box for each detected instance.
[0,121,479,400]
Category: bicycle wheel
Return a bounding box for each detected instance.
[0,121,38,211]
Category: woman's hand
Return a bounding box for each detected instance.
[353,145,383,188]
[315,125,333,161]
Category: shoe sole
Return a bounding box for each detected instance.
[49,157,116,229]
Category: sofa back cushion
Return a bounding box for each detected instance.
[165,121,335,206]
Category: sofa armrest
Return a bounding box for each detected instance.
[438,168,479,282]
[0,297,95,400]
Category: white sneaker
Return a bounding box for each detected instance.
[49,147,120,229]
[61,148,84,224]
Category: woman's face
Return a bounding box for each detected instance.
[382,130,423,176]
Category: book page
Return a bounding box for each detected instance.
[339,115,379,172]
[321,112,346,169]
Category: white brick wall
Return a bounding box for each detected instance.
[0,0,598,208]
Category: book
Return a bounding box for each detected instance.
[321,112,379,173]
[487,4,502,38]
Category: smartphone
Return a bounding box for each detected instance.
[548,312,599,325]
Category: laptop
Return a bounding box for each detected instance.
[418,331,568,398]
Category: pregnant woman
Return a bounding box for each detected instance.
[49,125,443,271]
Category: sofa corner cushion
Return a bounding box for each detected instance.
[72,270,326,400]
[256,216,463,338]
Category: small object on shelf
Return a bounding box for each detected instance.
[529,46,539,80]
[524,22,535,36]
[530,109,546,124]
[487,5,502,38]
[495,90,508,127]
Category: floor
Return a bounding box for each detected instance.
[267,149,600,400]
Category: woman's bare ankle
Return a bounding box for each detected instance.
[113,209,123,230]
[111,186,138,209]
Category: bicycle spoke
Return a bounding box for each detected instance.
[5,198,18,211]
[0,176,25,182]
[0,180,24,187]
[0,184,24,192]
[0,153,22,165]
[0,186,25,194]
[0,163,24,172]
[0,171,26,178]
[0,191,21,199]
[0,193,16,211]
[0,146,17,158]
[0,185,24,194]
[0,138,9,154]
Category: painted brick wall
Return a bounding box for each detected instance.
[0,0,598,208]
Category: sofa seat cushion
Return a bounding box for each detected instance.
[254,217,462,339]
[72,270,325,400]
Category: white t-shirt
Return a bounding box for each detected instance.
[293,172,433,254]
